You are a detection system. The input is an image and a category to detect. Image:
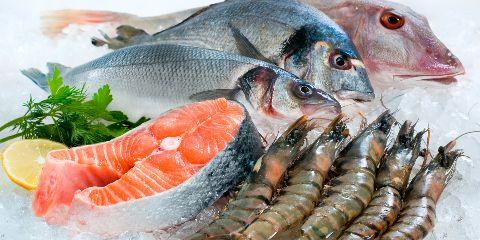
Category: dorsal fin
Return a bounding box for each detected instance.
[228,22,274,64]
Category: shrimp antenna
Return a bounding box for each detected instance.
[445,130,480,152]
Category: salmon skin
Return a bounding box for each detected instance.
[22,44,341,122]
[33,99,264,235]
[87,0,373,101]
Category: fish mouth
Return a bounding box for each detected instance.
[301,103,342,122]
[336,90,375,102]
[393,71,465,85]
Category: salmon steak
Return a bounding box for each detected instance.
[33,98,263,235]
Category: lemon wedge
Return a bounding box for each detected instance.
[1,139,67,190]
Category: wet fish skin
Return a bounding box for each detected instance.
[303,0,465,84]
[89,0,374,101]
[22,44,341,121]
[44,0,464,84]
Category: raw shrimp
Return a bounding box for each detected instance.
[186,116,315,239]
[380,143,463,240]
[242,116,348,240]
[298,111,396,240]
[339,121,425,240]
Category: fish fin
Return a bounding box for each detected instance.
[21,68,48,91]
[228,22,274,64]
[22,63,71,92]
[40,9,136,38]
[46,62,70,75]
[189,89,240,102]
[91,25,150,49]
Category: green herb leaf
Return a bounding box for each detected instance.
[47,68,62,94]
[92,85,113,112]
[0,69,150,147]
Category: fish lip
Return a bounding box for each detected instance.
[336,90,375,102]
[393,67,466,81]
[301,103,342,121]
[393,71,465,83]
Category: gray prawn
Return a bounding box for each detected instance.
[298,111,396,240]
[380,142,463,240]
[241,115,349,240]
[186,116,315,239]
[339,121,425,240]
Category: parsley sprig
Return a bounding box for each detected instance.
[0,68,149,147]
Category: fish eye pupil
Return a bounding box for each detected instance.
[388,16,399,24]
[301,86,311,94]
[335,56,346,66]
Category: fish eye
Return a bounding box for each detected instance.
[329,53,352,70]
[293,82,314,99]
[380,11,405,29]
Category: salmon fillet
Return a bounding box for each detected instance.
[33,98,260,231]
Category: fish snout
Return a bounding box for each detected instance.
[301,90,342,117]
[420,46,465,77]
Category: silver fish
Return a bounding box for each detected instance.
[86,0,374,101]
[44,0,464,85]
[22,44,341,122]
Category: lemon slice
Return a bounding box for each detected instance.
[1,139,67,190]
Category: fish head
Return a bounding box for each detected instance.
[239,67,341,121]
[281,25,374,101]
[317,0,465,83]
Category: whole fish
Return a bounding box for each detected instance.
[44,0,374,101]
[22,44,341,122]
[42,0,464,84]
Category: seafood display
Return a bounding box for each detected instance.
[22,44,340,120]
[41,0,465,84]
[242,115,348,239]
[381,143,463,239]
[339,121,424,239]
[33,98,264,234]
[187,116,314,239]
[0,0,472,239]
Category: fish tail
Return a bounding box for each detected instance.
[21,62,70,92]
[41,9,136,37]
[21,68,48,91]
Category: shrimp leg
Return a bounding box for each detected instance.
[242,116,348,240]
[339,121,425,239]
[186,116,315,239]
[380,144,463,240]
[298,111,396,240]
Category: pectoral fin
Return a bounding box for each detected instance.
[189,89,240,102]
[228,22,274,64]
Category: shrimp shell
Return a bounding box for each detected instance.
[339,121,425,240]
[380,145,463,240]
[298,111,395,240]
[186,116,315,239]
[242,116,348,240]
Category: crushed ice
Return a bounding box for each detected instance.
[0,0,478,239]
